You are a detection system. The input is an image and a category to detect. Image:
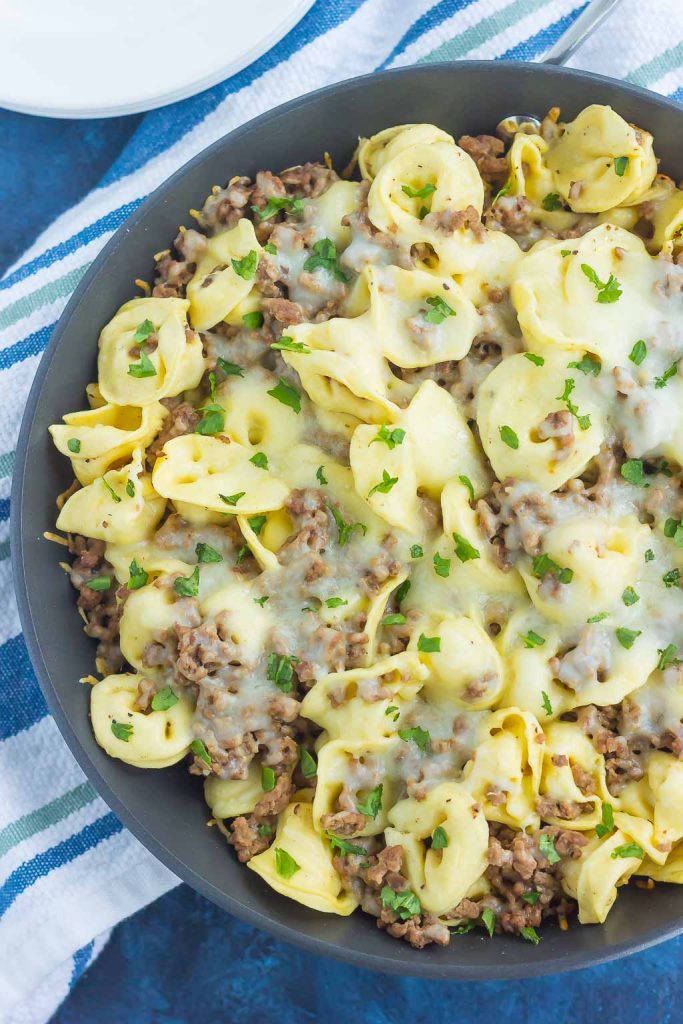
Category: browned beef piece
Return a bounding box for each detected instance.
[458,133,509,186]
[68,535,125,672]
[152,228,207,298]
[147,400,199,462]
[320,810,367,836]
[280,162,338,197]
[227,774,294,862]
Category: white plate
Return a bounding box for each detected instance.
[0,0,315,118]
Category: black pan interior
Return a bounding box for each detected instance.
[12,61,683,979]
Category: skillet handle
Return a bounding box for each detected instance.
[542,0,624,66]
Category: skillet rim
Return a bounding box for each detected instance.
[11,59,683,980]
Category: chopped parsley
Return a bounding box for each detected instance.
[522,891,540,905]
[542,192,564,211]
[67,438,81,454]
[254,595,270,607]
[173,566,200,598]
[216,356,244,378]
[267,377,301,413]
[270,335,310,353]
[111,721,133,742]
[539,833,560,864]
[86,575,111,591]
[621,458,648,487]
[491,180,512,206]
[261,766,276,792]
[190,738,211,765]
[303,238,348,281]
[102,478,121,503]
[247,514,267,535]
[556,377,591,430]
[567,353,601,377]
[316,465,328,485]
[453,532,480,563]
[433,552,451,578]
[128,321,157,378]
[541,690,553,716]
[522,630,546,649]
[325,832,366,856]
[275,848,301,879]
[629,340,647,365]
[654,361,679,389]
[424,295,455,325]
[610,842,644,860]
[394,579,411,605]
[499,425,519,449]
[531,553,573,585]
[219,491,245,507]
[242,310,264,329]
[249,451,269,470]
[195,403,225,435]
[658,644,681,671]
[410,544,424,559]
[251,196,304,220]
[401,182,436,200]
[263,243,277,255]
[266,652,300,693]
[151,687,178,711]
[616,626,641,649]
[614,156,629,177]
[621,586,640,606]
[663,517,683,545]
[385,705,400,722]
[127,559,148,590]
[299,747,317,778]
[381,613,406,626]
[458,474,475,501]
[595,802,615,838]
[481,907,496,938]
[195,542,222,564]
[370,425,406,449]
[581,263,622,303]
[231,250,258,280]
[368,470,399,498]
[126,480,135,498]
[431,826,449,850]
[645,548,655,562]
[524,352,545,367]
[520,926,541,945]
[663,568,681,588]
[380,886,421,920]
[357,783,383,819]
[587,612,608,623]
[328,504,366,546]
[398,725,431,753]
[325,597,348,608]
[417,633,440,653]
[257,823,273,837]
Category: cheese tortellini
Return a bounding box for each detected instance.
[50,103,683,950]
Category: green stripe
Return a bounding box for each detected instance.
[625,42,683,88]
[0,539,9,562]
[0,264,88,333]
[418,0,553,63]
[0,782,97,858]
[0,450,15,480]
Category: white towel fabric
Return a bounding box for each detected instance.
[1,1,681,1020]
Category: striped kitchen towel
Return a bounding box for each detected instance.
[2,0,682,1020]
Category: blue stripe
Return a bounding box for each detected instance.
[70,940,95,987]
[0,814,122,917]
[0,199,142,295]
[0,634,47,741]
[497,3,586,61]
[0,322,55,373]
[0,498,9,521]
[378,0,475,70]
[670,86,683,103]
[98,0,370,189]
